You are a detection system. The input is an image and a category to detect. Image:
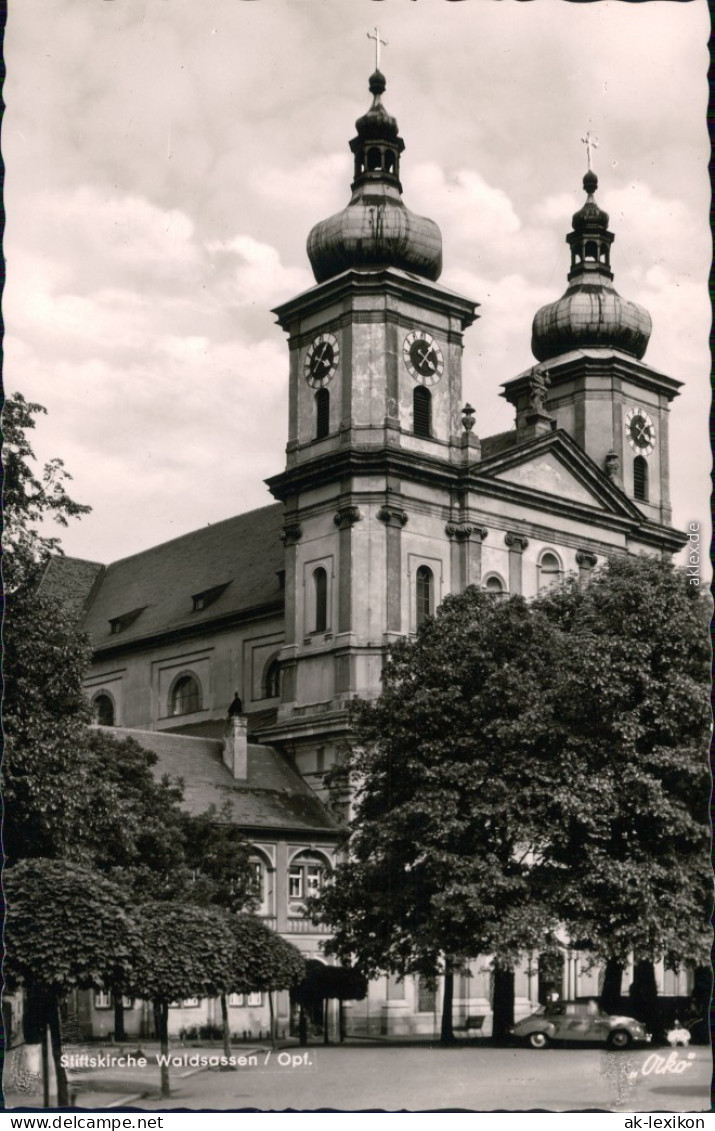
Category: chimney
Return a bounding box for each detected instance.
[223,714,248,780]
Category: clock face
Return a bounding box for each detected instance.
[624,407,656,455]
[403,331,444,385]
[305,333,340,388]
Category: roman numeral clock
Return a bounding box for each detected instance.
[624,406,655,456]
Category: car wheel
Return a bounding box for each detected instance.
[607,1029,632,1050]
[527,1031,549,1049]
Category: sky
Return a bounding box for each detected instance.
[5,0,711,566]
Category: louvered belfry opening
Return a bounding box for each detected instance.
[315,388,330,439]
[413,386,432,437]
[633,455,649,501]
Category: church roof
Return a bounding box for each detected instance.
[70,504,285,650]
[103,726,339,835]
[37,555,105,619]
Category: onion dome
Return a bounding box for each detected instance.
[531,171,651,362]
[307,71,443,284]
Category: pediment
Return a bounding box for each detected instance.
[494,453,604,508]
[475,429,644,521]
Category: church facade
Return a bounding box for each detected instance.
[43,66,690,1038]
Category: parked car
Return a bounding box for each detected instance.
[510,1000,650,1050]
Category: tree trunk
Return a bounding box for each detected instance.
[113,994,127,1042]
[322,997,329,1044]
[41,1019,50,1109]
[46,993,69,1107]
[339,999,345,1043]
[157,1000,171,1099]
[440,969,455,1044]
[298,1004,308,1047]
[600,958,623,1015]
[630,959,660,1040]
[220,993,231,1060]
[492,967,515,1045]
[268,991,276,1050]
[152,1001,162,1041]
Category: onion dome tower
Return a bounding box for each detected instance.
[531,170,652,362]
[307,70,443,283]
[502,162,681,526]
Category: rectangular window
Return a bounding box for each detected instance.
[250,861,264,903]
[288,867,303,899]
[248,992,262,1007]
[417,978,436,1013]
[229,994,245,1007]
[306,865,322,896]
[94,992,112,1010]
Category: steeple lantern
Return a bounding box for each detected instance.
[350,70,404,193]
[566,171,614,282]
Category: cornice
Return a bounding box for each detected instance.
[502,351,682,404]
[272,267,479,330]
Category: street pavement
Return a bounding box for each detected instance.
[5,1041,711,1113]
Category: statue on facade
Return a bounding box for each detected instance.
[228,691,244,717]
[604,449,620,482]
[528,366,551,415]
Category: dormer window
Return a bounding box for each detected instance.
[108,608,145,635]
[191,582,231,613]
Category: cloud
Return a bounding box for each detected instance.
[207,234,313,307]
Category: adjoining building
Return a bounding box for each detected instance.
[42,65,691,1038]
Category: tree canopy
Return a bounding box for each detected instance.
[317,588,566,1033]
[3,392,91,592]
[225,914,306,994]
[532,554,711,971]
[315,556,711,1036]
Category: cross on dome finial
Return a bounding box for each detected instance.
[367,26,387,71]
[581,131,599,172]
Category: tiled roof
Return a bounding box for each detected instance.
[103,726,339,835]
[37,556,105,620]
[480,429,518,459]
[166,708,279,741]
[79,504,285,649]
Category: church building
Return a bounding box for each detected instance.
[42,64,689,1038]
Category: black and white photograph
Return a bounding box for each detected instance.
[3,0,712,1116]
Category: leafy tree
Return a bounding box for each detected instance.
[316,589,565,1042]
[177,804,256,914]
[4,859,142,1106]
[533,555,711,1035]
[127,903,237,1098]
[294,961,367,1044]
[219,914,305,1054]
[3,392,91,592]
[2,588,97,862]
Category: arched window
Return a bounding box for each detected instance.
[315,388,330,439]
[416,565,434,628]
[288,851,329,908]
[367,146,382,171]
[93,693,115,727]
[538,551,563,592]
[170,674,202,716]
[483,575,506,598]
[413,386,432,437]
[584,240,598,262]
[384,149,396,173]
[313,567,328,633]
[262,656,281,700]
[633,455,649,501]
